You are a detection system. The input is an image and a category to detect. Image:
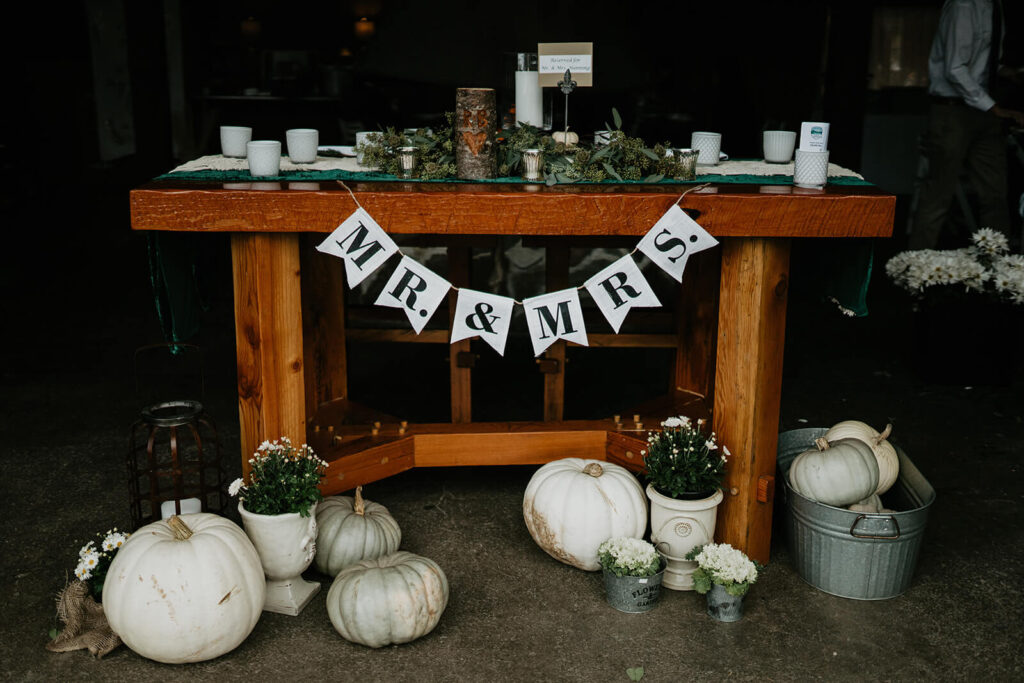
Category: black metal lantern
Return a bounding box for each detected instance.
[126,344,228,529]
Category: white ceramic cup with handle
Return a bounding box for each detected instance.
[763,130,797,163]
[220,126,252,158]
[247,140,282,177]
[691,131,722,166]
[285,128,319,163]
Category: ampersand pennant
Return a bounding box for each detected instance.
[374,255,452,334]
[636,205,718,282]
[316,207,399,287]
[584,255,661,333]
[450,289,516,356]
[522,288,588,356]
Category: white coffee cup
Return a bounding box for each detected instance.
[691,131,722,166]
[286,128,319,163]
[355,131,374,165]
[793,149,830,189]
[220,126,252,158]
[763,130,797,164]
[247,140,282,177]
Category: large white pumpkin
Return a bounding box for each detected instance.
[326,551,449,648]
[824,421,900,495]
[315,486,402,576]
[104,514,265,664]
[523,458,647,571]
[788,437,880,507]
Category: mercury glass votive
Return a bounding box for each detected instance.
[398,146,417,178]
[522,148,543,180]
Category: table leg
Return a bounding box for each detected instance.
[231,233,308,473]
[712,237,790,564]
[300,234,348,419]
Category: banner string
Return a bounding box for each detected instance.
[336,180,712,305]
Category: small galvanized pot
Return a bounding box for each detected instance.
[706,583,743,622]
[602,561,665,613]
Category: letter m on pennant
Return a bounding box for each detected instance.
[316,207,399,287]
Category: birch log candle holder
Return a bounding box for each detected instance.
[455,87,497,180]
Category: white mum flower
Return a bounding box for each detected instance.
[661,417,683,428]
[228,477,245,497]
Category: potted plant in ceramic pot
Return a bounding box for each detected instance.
[641,416,729,591]
[597,537,665,613]
[230,436,328,616]
[685,542,762,622]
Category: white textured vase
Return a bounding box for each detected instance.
[646,484,723,591]
[239,502,320,616]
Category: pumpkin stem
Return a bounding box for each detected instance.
[877,424,892,444]
[582,462,604,477]
[814,437,830,451]
[167,515,194,540]
[354,486,365,516]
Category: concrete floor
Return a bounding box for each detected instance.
[1,179,1022,682]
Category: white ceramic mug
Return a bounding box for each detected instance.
[793,149,830,189]
[220,126,252,158]
[763,130,797,164]
[691,131,722,166]
[247,140,282,177]
[286,128,319,163]
[355,131,374,165]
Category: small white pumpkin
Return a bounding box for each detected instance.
[523,458,647,571]
[848,493,883,513]
[788,437,879,507]
[104,514,265,664]
[824,421,900,495]
[314,486,402,576]
[326,551,448,648]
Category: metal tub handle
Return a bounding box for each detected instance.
[849,514,901,540]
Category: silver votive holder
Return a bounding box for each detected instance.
[522,148,543,181]
[398,146,418,178]
[672,148,699,181]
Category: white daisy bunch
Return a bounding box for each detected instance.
[685,542,762,597]
[597,537,662,577]
[886,228,1023,304]
[642,416,729,499]
[73,528,131,599]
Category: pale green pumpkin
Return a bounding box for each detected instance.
[788,437,879,507]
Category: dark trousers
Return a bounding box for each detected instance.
[909,102,1009,249]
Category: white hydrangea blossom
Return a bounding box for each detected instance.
[598,537,660,575]
[693,543,759,585]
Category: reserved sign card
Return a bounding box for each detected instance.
[538,42,593,87]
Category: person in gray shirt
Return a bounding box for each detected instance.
[910,0,1024,250]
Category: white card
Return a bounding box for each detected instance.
[374,255,451,334]
[636,205,718,282]
[450,289,516,356]
[522,288,588,356]
[316,207,399,287]
[584,255,661,333]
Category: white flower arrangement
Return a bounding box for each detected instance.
[597,537,663,578]
[230,436,328,516]
[641,416,728,498]
[72,528,131,600]
[885,228,1024,304]
[685,542,762,597]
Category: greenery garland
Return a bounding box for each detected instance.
[356,109,694,184]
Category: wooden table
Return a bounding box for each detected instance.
[131,179,895,563]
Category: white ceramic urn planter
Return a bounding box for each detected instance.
[239,502,320,616]
[647,484,724,590]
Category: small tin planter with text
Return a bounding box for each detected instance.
[602,559,665,613]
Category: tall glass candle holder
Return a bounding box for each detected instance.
[515,53,543,129]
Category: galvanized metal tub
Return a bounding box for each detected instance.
[602,562,665,613]
[777,428,935,600]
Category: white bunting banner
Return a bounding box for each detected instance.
[523,288,588,356]
[374,255,451,334]
[316,208,399,287]
[584,255,662,333]
[450,289,516,356]
[636,205,719,282]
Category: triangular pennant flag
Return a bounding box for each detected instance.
[522,288,588,356]
[316,207,399,287]
[450,289,516,356]
[584,255,662,333]
[374,255,451,334]
[636,205,718,282]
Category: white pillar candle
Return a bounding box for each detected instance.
[160,497,202,519]
[515,70,543,128]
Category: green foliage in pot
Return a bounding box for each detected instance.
[359,114,457,180]
[685,542,763,597]
[597,537,663,577]
[229,437,327,516]
[642,416,728,499]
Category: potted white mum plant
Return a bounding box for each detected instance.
[597,537,665,613]
[685,542,762,622]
